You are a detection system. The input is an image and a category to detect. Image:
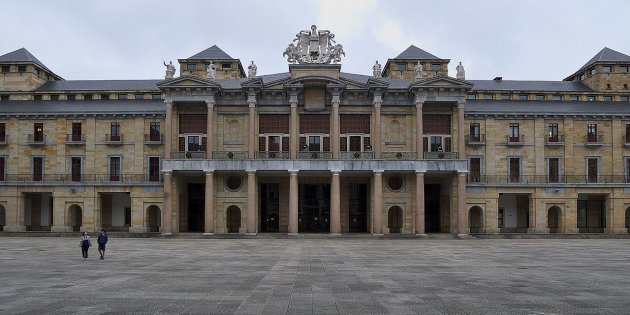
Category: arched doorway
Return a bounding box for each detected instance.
[146,205,161,233]
[388,206,403,233]
[625,207,630,232]
[469,206,483,234]
[0,204,5,231]
[548,206,561,233]
[226,205,241,233]
[68,205,82,232]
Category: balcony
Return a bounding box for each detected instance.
[65,134,85,146]
[423,151,458,159]
[340,151,374,160]
[144,133,163,145]
[298,151,332,159]
[585,134,603,147]
[255,151,290,159]
[213,151,248,160]
[465,134,486,146]
[544,135,565,146]
[0,134,8,146]
[104,134,124,145]
[0,174,162,184]
[382,152,417,160]
[505,135,525,146]
[171,151,207,159]
[27,134,47,146]
[468,175,630,184]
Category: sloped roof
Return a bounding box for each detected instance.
[0,48,55,73]
[466,99,630,116]
[565,47,630,80]
[188,45,233,60]
[470,80,592,92]
[394,45,441,60]
[35,80,161,92]
[0,100,165,115]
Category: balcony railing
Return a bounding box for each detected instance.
[0,174,163,184]
[255,151,290,159]
[544,135,565,146]
[468,175,630,184]
[585,134,603,145]
[213,151,248,160]
[104,134,124,144]
[66,134,85,145]
[171,151,207,159]
[506,135,525,145]
[298,151,332,159]
[382,152,417,160]
[144,133,163,145]
[0,134,7,145]
[424,151,458,159]
[27,134,46,146]
[340,151,374,160]
[465,134,486,145]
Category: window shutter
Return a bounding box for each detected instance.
[178,137,185,151]
[201,137,207,152]
[259,137,266,152]
[282,137,289,152]
[299,137,306,150]
[340,136,347,151]
[422,137,428,153]
[445,137,452,152]
[323,137,330,151]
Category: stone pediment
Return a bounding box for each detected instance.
[157,75,221,90]
[408,76,474,91]
[283,75,346,88]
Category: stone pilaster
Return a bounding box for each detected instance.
[204,171,214,235]
[288,171,298,234]
[415,172,425,236]
[290,92,298,159]
[246,171,257,235]
[373,170,383,235]
[457,100,465,159]
[457,172,467,237]
[332,95,340,159]
[330,171,341,235]
[416,99,424,160]
[248,95,257,159]
[373,94,382,159]
[162,171,173,235]
[206,99,215,159]
[165,101,173,159]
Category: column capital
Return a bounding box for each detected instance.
[165,100,173,108]
[203,170,214,175]
[415,102,424,109]
[331,170,341,175]
[290,102,298,108]
[206,100,215,108]
[332,102,340,108]
[289,170,299,175]
[246,170,257,175]
[457,99,466,108]
[289,91,299,104]
[415,171,425,176]
[457,171,467,177]
[248,101,256,108]
[162,170,173,175]
[373,170,384,175]
[414,95,426,105]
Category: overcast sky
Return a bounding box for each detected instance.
[2,0,629,81]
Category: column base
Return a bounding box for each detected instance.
[129,226,148,233]
[202,232,214,236]
[51,225,71,232]
[415,233,427,238]
[288,233,298,236]
[245,233,257,236]
[4,225,26,232]
[457,234,470,239]
[372,233,384,236]
[330,233,341,236]
[161,232,173,236]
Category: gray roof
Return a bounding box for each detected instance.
[35,80,161,92]
[465,99,630,115]
[0,100,165,115]
[219,73,291,89]
[576,47,630,73]
[0,48,55,74]
[394,45,441,60]
[469,80,592,92]
[339,73,410,89]
[188,45,233,60]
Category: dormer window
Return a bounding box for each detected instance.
[134,94,144,100]
[222,63,231,70]
[501,94,511,100]
[621,65,629,73]
[467,94,476,100]
[50,95,59,101]
[1,65,9,73]
[580,73,586,81]
[552,95,562,101]
[396,63,406,71]
[17,65,26,72]
[603,96,613,102]
[187,63,196,71]
[484,94,493,100]
[587,95,596,101]
[431,64,441,71]
[84,94,92,100]
[602,65,612,73]
[118,94,128,100]
[518,95,528,101]
[101,94,110,100]
[535,95,545,101]
[570,95,579,101]
[67,94,76,101]
[590,68,596,76]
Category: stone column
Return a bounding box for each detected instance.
[164,101,173,159]
[415,172,426,236]
[204,171,214,235]
[246,171,257,235]
[206,100,215,159]
[457,100,465,159]
[290,100,298,159]
[415,98,424,159]
[332,98,340,159]
[373,94,382,159]
[457,172,467,237]
[288,171,298,234]
[330,171,341,234]
[248,99,257,159]
[162,171,173,235]
[373,171,383,235]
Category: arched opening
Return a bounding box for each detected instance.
[146,205,161,233]
[468,206,483,234]
[0,204,5,231]
[625,207,630,231]
[387,206,403,233]
[548,206,561,234]
[68,205,82,232]
[226,205,241,233]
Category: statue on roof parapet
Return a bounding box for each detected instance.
[207,61,216,80]
[248,61,257,78]
[163,61,176,79]
[414,61,424,80]
[456,62,465,80]
[283,25,344,64]
[372,61,382,78]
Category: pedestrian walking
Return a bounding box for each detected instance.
[79,232,91,260]
[97,230,108,260]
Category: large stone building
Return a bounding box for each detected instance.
[1,26,630,236]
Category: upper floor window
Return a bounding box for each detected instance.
[621,96,629,102]
[187,64,197,71]
[71,122,82,142]
[484,94,493,100]
[1,65,9,73]
[602,65,612,73]
[431,64,441,71]
[587,95,596,101]
[134,94,144,100]
[548,123,559,142]
[580,73,586,81]
[587,124,597,142]
[110,122,121,141]
[396,63,406,71]
[589,68,596,76]
[152,94,162,100]
[620,65,629,73]
[535,95,545,101]
[603,95,613,102]
[32,156,43,181]
[586,157,599,183]
[34,123,44,142]
[50,95,59,101]
[469,123,481,141]
[548,157,560,183]
[117,94,128,100]
[552,95,562,101]
[17,65,26,72]
[100,94,110,100]
[222,63,231,70]
[570,95,579,101]
[0,156,5,181]
[0,123,5,143]
[148,157,160,182]
[518,94,528,101]
[149,122,160,141]
[501,94,511,100]
[467,94,476,100]
[508,123,520,142]
[83,94,92,100]
[71,157,82,182]
[509,157,521,183]
[67,94,76,101]
[469,157,481,182]
[109,156,121,182]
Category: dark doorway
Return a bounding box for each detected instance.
[187,184,204,232]
[226,205,241,233]
[425,184,441,233]
[348,183,368,232]
[388,206,403,233]
[260,184,279,232]
[299,184,330,233]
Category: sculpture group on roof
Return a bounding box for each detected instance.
[163,61,176,79]
[283,25,345,64]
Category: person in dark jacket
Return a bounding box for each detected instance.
[79,232,91,260]
[97,230,108,260]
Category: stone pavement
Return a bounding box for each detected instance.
[1,237,629,315]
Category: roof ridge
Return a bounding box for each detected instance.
[188,45,233,60]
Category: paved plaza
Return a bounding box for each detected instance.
[1,237,629,314]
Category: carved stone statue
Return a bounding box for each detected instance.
[163,61,176,79]
[456,62,465,80]
[414,61,424,80]
[207,61,216,80]
[372,61,382,78]
[284,25,343,64]
[248,61,257,78]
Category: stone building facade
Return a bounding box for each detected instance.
[1,32,630,236]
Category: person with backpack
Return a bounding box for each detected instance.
[79,232,92,260]
[97,230,108,260]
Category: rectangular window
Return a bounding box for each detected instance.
[71,157,81,182]
[508,123,519,142]
[484,94,493,100]
[222,63,231,70]
[308,136,321,151]
[0,123,6,143]
[109,157,121,182]
[396,63,406,71]
[620,65,629,73]
[535,95,545,101]
[498,208,504,228]
[625,158,630,183]
[469,157,481,182]
[148,157,160,182]
[580,73,586,81]
[587,158,598,183]
[626,124,630,143]
[149,122,160,141]
[125,208,131,226]
[67,94,76,101]
[548,123,558,142]
[134,94,144,100]
[83,94,92,101]
[17,65,26,72]
[587,95,596,101]
[501,94,511,100]
[431,64,441,71]
[72,122,82,141]
[152,94,162,100]
[110,122,121,141]
[577,201,587,228]
[187,64,197,71]
[602,65,612,73]
[518,95,528,101]
[603,96,613,102]
[117,94,128,100]
[587,124,597,142]
[101,94,110,100]
[590,68,596,76]
[34,95,42,101]
[33,157,43,181]
[1,65,9,73]
[570,95,579,101]
[509,158,520,183]
[548,158,559,183]
[552,95,562,101]
[0,156,5,181]
[622,96,630,102]
[34,123,44,142]
[469,123,480,141]
[50,95,59,101]
[186,135,201,151]
[467,94,476,100]
[429,136,443,152]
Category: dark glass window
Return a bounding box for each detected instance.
[587,158,598,183]
[50,95,59,101]
[152,94,162,100]
[71,157,81,182]
[501,94,511,100]
[548,158,559,183]
[83,94,92,100]
[222,63,231,70]
[0,156,5,181]
[67,94,76,101]
[508,123,519,142]
[1,65,9,73]
[0,123,5,142]
[570,95,579,101]
[118,94,127,100]
[33,157,43,181]
[535,95,545,101]
[602,65,612,73]
[17,65,26,72]
[587,124,597,142]
[603,96,613,102]
[587,95,596,101]
[484,94,493,100]
[134,94,144,100]
[552,95,562,101]
[509,158,520,183]
[187,64,197,71]
[469,158,481,182]
[34,95,42,101]
[396,63,406,71]
[72,123,82,141]
[431,64,441,71]
[109,157,121,181]
[548,123,559,142]
[518,95,528,100]
[34,123,44,142]
[110,122,121,141]
[149,122,160,141]
[100,94,110,100]
[148,157,160,182]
